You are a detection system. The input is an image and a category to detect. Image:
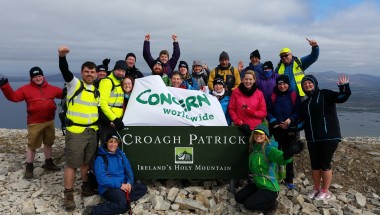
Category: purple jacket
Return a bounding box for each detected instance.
[256,71,279,104]
[143,41,180,77]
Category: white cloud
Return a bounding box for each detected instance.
[0,0,379,76]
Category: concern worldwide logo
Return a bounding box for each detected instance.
[175,147,193,164]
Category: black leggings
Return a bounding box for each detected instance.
[307,140,339,171]
[235,183,278,211]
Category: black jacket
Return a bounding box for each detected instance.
[301,83,351,142]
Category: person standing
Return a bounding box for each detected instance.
[275,38,319,97]
[267,75,301,189]
[228,70,266,130]
[240,49,263,79]
[300,74,351,200]
[151,59,170,86]
[98,60,127,143]
[0,67,62,179]
[125,53,144,79]
[143,34,180,77]
[208,51,241,94]
[178,60,199,90]
[256,61,279,103]
[191,60,210,91]
[58,46,99,211]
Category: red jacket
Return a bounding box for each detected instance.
[1,79,63,124]
[228,87,267,130]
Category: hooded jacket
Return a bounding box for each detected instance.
[249,141,291,192]
[0,79,62,124]
[267,87,301,124]
[300,75,351,142]
[94,145,134,195]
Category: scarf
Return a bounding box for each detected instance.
[238,82,258,97]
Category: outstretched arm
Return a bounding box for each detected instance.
[58,46,74,83]
[143,34,155,68]
[334,74,351,103]
[169,34,180,72]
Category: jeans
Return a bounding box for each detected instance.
[92,188,129,215]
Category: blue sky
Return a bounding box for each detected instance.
[0,0,379,77]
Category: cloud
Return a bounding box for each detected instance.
[0,0,379,76]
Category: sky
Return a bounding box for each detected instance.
[1,0,380,77]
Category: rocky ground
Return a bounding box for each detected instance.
[0,128,379,215]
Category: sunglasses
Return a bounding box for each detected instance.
[280,54,289,59]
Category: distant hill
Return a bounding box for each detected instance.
[2,71,379,113]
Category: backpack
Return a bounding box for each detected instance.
[58,81,99,135]
[270,91,297,108]
[215,66,236,91]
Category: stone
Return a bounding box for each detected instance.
[174,196,208,211]
[354,192,367,208]
[21,199,35,215]
[151,195,170,211]
[167,187,179,202]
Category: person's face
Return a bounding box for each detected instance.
[122,78,133,93]
[153,64,163,75]
[81,67,97,85]
[302,80,315,93]
[114,69,126,79]
[280,52,293,65]
[250,56,260,65]
[31,75,44,85]
[97,71,107,80]
[193,65,202,73]
[159,54,169,64]
[171,74,182,88]
[214,84,224,93]
[253,132,266,143]
[179,67,188,75]
[243,74,255,89]
[106,138,119,153]
[219,59,229,67]
[126,56,135,68]
[277,82,289,92]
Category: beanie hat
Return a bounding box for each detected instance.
[105,132,120,143]
[153,59,163,67]
[250,49,261,59]
[262,61,274,71]
[96,65,107,72]
[301,74,318,86]
[213,78,225,86]
[276,75,290,85]
[29,66,44,78]
[192,60,203,67]
[219,51,229,61]
[125,53,136,61]
[113,60,128,71]
[178,61,189,70]
[253,123,270,137]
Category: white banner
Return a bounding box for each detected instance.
[122,75,227,126]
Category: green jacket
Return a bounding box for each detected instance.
[249,142,292,192]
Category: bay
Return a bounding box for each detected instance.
[0,82,379,137]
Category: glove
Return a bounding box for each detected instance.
[283,148,294,160]
[239,124,251,137]
[103,58,111,67]
[269,120,279,128]
[0,78,8,87]
[113,118,125,130]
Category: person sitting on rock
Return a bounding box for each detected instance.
[235,123,293,212]
[83,132,147,215]
[0,67,62,179]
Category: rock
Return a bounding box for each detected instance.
[151,195,170,211]
[355,192,367,208]
[21,199,35,215]
[174,196,208,211]
[278,196,293,214]
[167,187,179,202]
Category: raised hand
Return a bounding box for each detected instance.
[238,60,244,72]
[172,34,178,42]
[0,77,8,87]
[306,38,318,47]
[145,34,150,41]
[58,46,70,57]
[337,74,349,85]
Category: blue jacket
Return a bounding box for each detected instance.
[275,46,319,93]
[267,88,301,124]
[181,77,199,90]
[241,62,263,80]
[94,146,134,195]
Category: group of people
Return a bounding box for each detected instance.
[0,34,351,214]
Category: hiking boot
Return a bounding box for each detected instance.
[81,182,97,197]
[308,187,321,199]
[82,205,93,215]
[42,158,60,171]
[24,162,34,179]
[64,189,76,211]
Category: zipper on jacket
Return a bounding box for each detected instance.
[307,98,314,141]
